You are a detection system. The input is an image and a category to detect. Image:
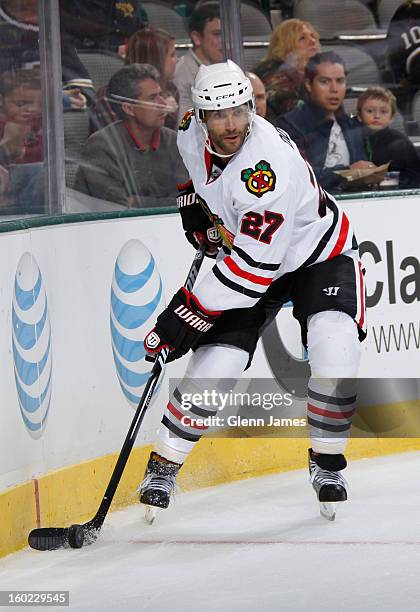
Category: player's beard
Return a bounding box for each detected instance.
[210,126,248,156]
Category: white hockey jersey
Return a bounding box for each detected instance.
[177,113,357,312]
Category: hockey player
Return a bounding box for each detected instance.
[140,60,366,520]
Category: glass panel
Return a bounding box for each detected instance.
[0,0,46,218]
[0,2,417,224]
[61,0,194,214]
[246,7,420,197]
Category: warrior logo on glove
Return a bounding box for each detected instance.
[144,331,161,351]
[144,288,222,361]
[207,227,220,243]
[173,304,213,332]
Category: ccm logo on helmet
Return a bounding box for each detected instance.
[174,306,213,332]
[215,93,235,100]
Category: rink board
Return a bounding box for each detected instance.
[0,194,419,556]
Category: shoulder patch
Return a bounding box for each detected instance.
[241,160,276,198]
[179,109,194,131]
[115,2,135,18]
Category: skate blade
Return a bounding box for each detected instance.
[144,506,158,525]
[319,502,336,521]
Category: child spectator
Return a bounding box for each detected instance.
[0,69,42,165]
[357,87,420,188]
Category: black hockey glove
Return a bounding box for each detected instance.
[177,180,222,258]
[185,228,222,259]
[144,287,222,363]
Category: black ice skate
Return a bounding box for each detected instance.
[308,448,348,521]
[139,452,181,524]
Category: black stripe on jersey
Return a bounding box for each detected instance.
[352,233,358,250]
[232,244,281,271]
[301,196,339,267]
[307,416,351,433]
[162,415,201,442]
[213,266,264,298]
[308,389,357,406]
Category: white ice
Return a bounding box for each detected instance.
[1,451,420,612]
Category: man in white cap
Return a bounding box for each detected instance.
[140,60,366,522]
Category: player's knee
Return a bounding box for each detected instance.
[185,345,249,380]
[307,311,361,378]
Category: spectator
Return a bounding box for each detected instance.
[59,0,148,53]
[275,51,371,191]
[74,64,188,208]
[126,27,178,129]
[0,69,42,165]
[387,0,420,114]
[356,86,420,188]
[0,68,44,213]
[93,27,179,131]
[246,72,267,118]
[174,2,223,121]
[254,19,320,122]
[0,0,94,106]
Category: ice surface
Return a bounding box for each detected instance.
[1,452,420,611]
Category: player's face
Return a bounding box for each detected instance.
[128,78,167,129]
[3,86,42,124]
[305,62,346,116]
[359,98,393,131]
[205,104,250,155]
[191,18,224,64]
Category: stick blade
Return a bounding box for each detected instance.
[28,527,69,551]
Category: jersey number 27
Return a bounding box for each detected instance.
[240,211,284,244]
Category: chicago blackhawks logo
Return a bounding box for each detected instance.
[179,109,194,131]
[241,160,276,198]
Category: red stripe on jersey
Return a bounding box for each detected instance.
[308,404,356,420]
[167,402,208,430]
[224,256,273,286]
[358,260,365,330]
[328,213,350,259]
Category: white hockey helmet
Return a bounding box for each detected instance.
[191,60,256,157]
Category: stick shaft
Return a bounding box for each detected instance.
[89,244,207,528]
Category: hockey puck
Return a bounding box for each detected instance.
[67,524,85,548]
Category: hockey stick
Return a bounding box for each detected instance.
[28,244,206,550]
